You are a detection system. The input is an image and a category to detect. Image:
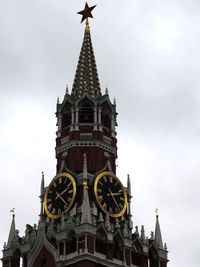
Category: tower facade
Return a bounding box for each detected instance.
[2,4,168,267]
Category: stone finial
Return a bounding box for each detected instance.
[141,225,145,243]
[114,218,120,229]
[122,220,130,238]
[98,212,104,223]
[134,226,139,237]
[66,84,69,94]
[105,213,111,231]
[150,231,154,240]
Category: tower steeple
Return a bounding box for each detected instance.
[7,211,16,249]
[72,3,101,98]
[155,212,164,249]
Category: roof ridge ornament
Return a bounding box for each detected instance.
[78,2,97,32]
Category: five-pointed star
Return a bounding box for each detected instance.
[77,2,97,23]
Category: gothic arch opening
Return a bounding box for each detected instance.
[132,239,143,265]
[62,102,72,128]
[79,98,94,123]
[101,102,111,130]
[113,233,124,261]
[66,230,77,254]
[11,249,21,267]
[95,227,107,255]
[149,246,159,267]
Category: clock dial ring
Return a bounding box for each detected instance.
[94,171,127,218]
[44,172,76,220]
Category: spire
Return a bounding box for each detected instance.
[83,153,87,179]
[7,210,16,248]
[127,173,131,196]
[81,154,92,224]
[39,172,45,221]
[155,211,163,249]
[72,3,101,98]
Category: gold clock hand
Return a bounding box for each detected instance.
[109,189,120,211]
[107,192,122,196]
[56,192,68,207]
[55,188,68,200]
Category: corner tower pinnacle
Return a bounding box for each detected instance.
[72,3,101,98]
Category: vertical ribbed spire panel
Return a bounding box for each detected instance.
[72,25,101,98]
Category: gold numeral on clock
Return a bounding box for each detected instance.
[98,195,103,202]
[48,203,52,210]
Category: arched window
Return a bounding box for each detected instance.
[95,227,107,255]
[149,246,159,267]
[113,233,124,261]
[62,103,72,128]
[132,239,143,265]
[79,99,94,123]
[11,249,21,267]
[67,231,77,254]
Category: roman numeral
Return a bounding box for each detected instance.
[109,176,113,183]
[47,198,51,203]
[97,195,103,202]
[68,189,73,194]
[97,188,102,193]
[120,197,124,201]
[119,202,124,208]
[52,208,56,214]
[48,203,52,210]
[59,177,62,184]
[58,209,62,215]
[53,182,57,188]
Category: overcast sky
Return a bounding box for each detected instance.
[0,0,200,266]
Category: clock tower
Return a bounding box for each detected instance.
[2,3,168,267]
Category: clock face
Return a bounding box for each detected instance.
[94,172,127,218]
[44,172,76,219]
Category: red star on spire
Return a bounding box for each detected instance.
[77,2,97,23]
